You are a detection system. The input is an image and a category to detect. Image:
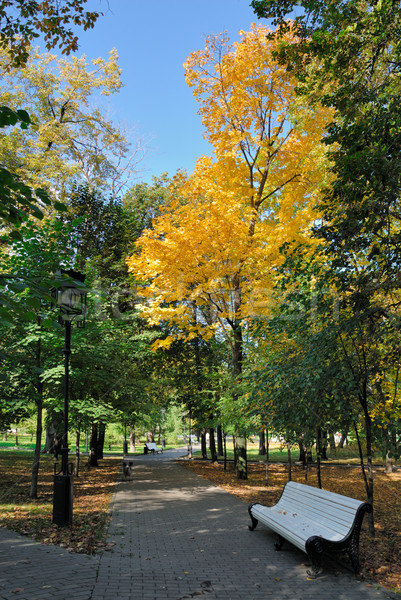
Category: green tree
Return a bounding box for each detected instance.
[252,0,401,532]
[60,179,172,464]
[250,2,401,286]
[0,217,78,497]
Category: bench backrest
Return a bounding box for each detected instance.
[146,442,157,449]
[279,481,366,538]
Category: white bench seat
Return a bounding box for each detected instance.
[145,442,162,454]
[248,481,372,577]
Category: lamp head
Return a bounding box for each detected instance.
[52,269,87,326]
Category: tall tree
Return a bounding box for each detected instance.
[128,25,331,477]
[0,217,78,497]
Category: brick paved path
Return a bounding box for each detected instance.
[0,447,395,600]
[0,526,98,600]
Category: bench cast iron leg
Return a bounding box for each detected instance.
[348,539,361,573]
[305,536,323,578]
[248,503,259,531]
[274,535,286,551]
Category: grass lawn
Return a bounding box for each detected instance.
[0,438,175,455]
[192,439,401,466]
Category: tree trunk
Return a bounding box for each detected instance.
[298,438,313,466]
[339,431,348,448]
[354,415,375,536]
[384,428,394,474]
[75,427,81,477]
[329,432,337,457]
[97,422,105,459]
[385,451,393,474]
[30,330,44,499]
[232,303,247,479]
[87,422,99,467]
[364,410,375,535]
[265,428,270,486]
[43,420,60,454]
[316,429,322,489]
[298,438,306,464]
[201,429,207,459]
[287,438,292,482]
[129,427,135,453]
[217,425,224,456]
[223,431,227,471]
[258,430,266,455]
[29,394,43,499]
[304,446,309,482]
[236,436,247,479]
[319,429,328,460]
[209,427,218,462]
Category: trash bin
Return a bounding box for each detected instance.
[144,445,148,454]
[53,473,73,526]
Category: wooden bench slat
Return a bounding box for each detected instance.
[251,505,311,551]
[252,503,348,543]
[284,484,364,510]
[276,498,358,536]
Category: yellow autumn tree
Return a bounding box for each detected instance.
[128,25,332,474]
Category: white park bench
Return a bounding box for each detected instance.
[248,480,372,578]
[145,442,163,454]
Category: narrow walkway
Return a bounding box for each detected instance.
[0,447,395,600]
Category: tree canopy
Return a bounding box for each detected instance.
[0,0,101,67]
[128,25,332,358]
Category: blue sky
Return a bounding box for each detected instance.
[75,0,267,183]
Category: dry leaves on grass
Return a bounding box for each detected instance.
[180,459,401,595]
[0,454,120,554]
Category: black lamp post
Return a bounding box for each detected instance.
[123,423,128,455]
[161,408,166,448]
[188,409,192,457]
[52,269,87,527]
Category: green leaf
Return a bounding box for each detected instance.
[15,109,30,124]
[53,201,68,212]
[35,188,51,205]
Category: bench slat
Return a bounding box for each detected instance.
[278,482,365,531]
[276,498,358,536]
[251,505,311,551]
[252,503,349,545]
[283,482,363,509]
